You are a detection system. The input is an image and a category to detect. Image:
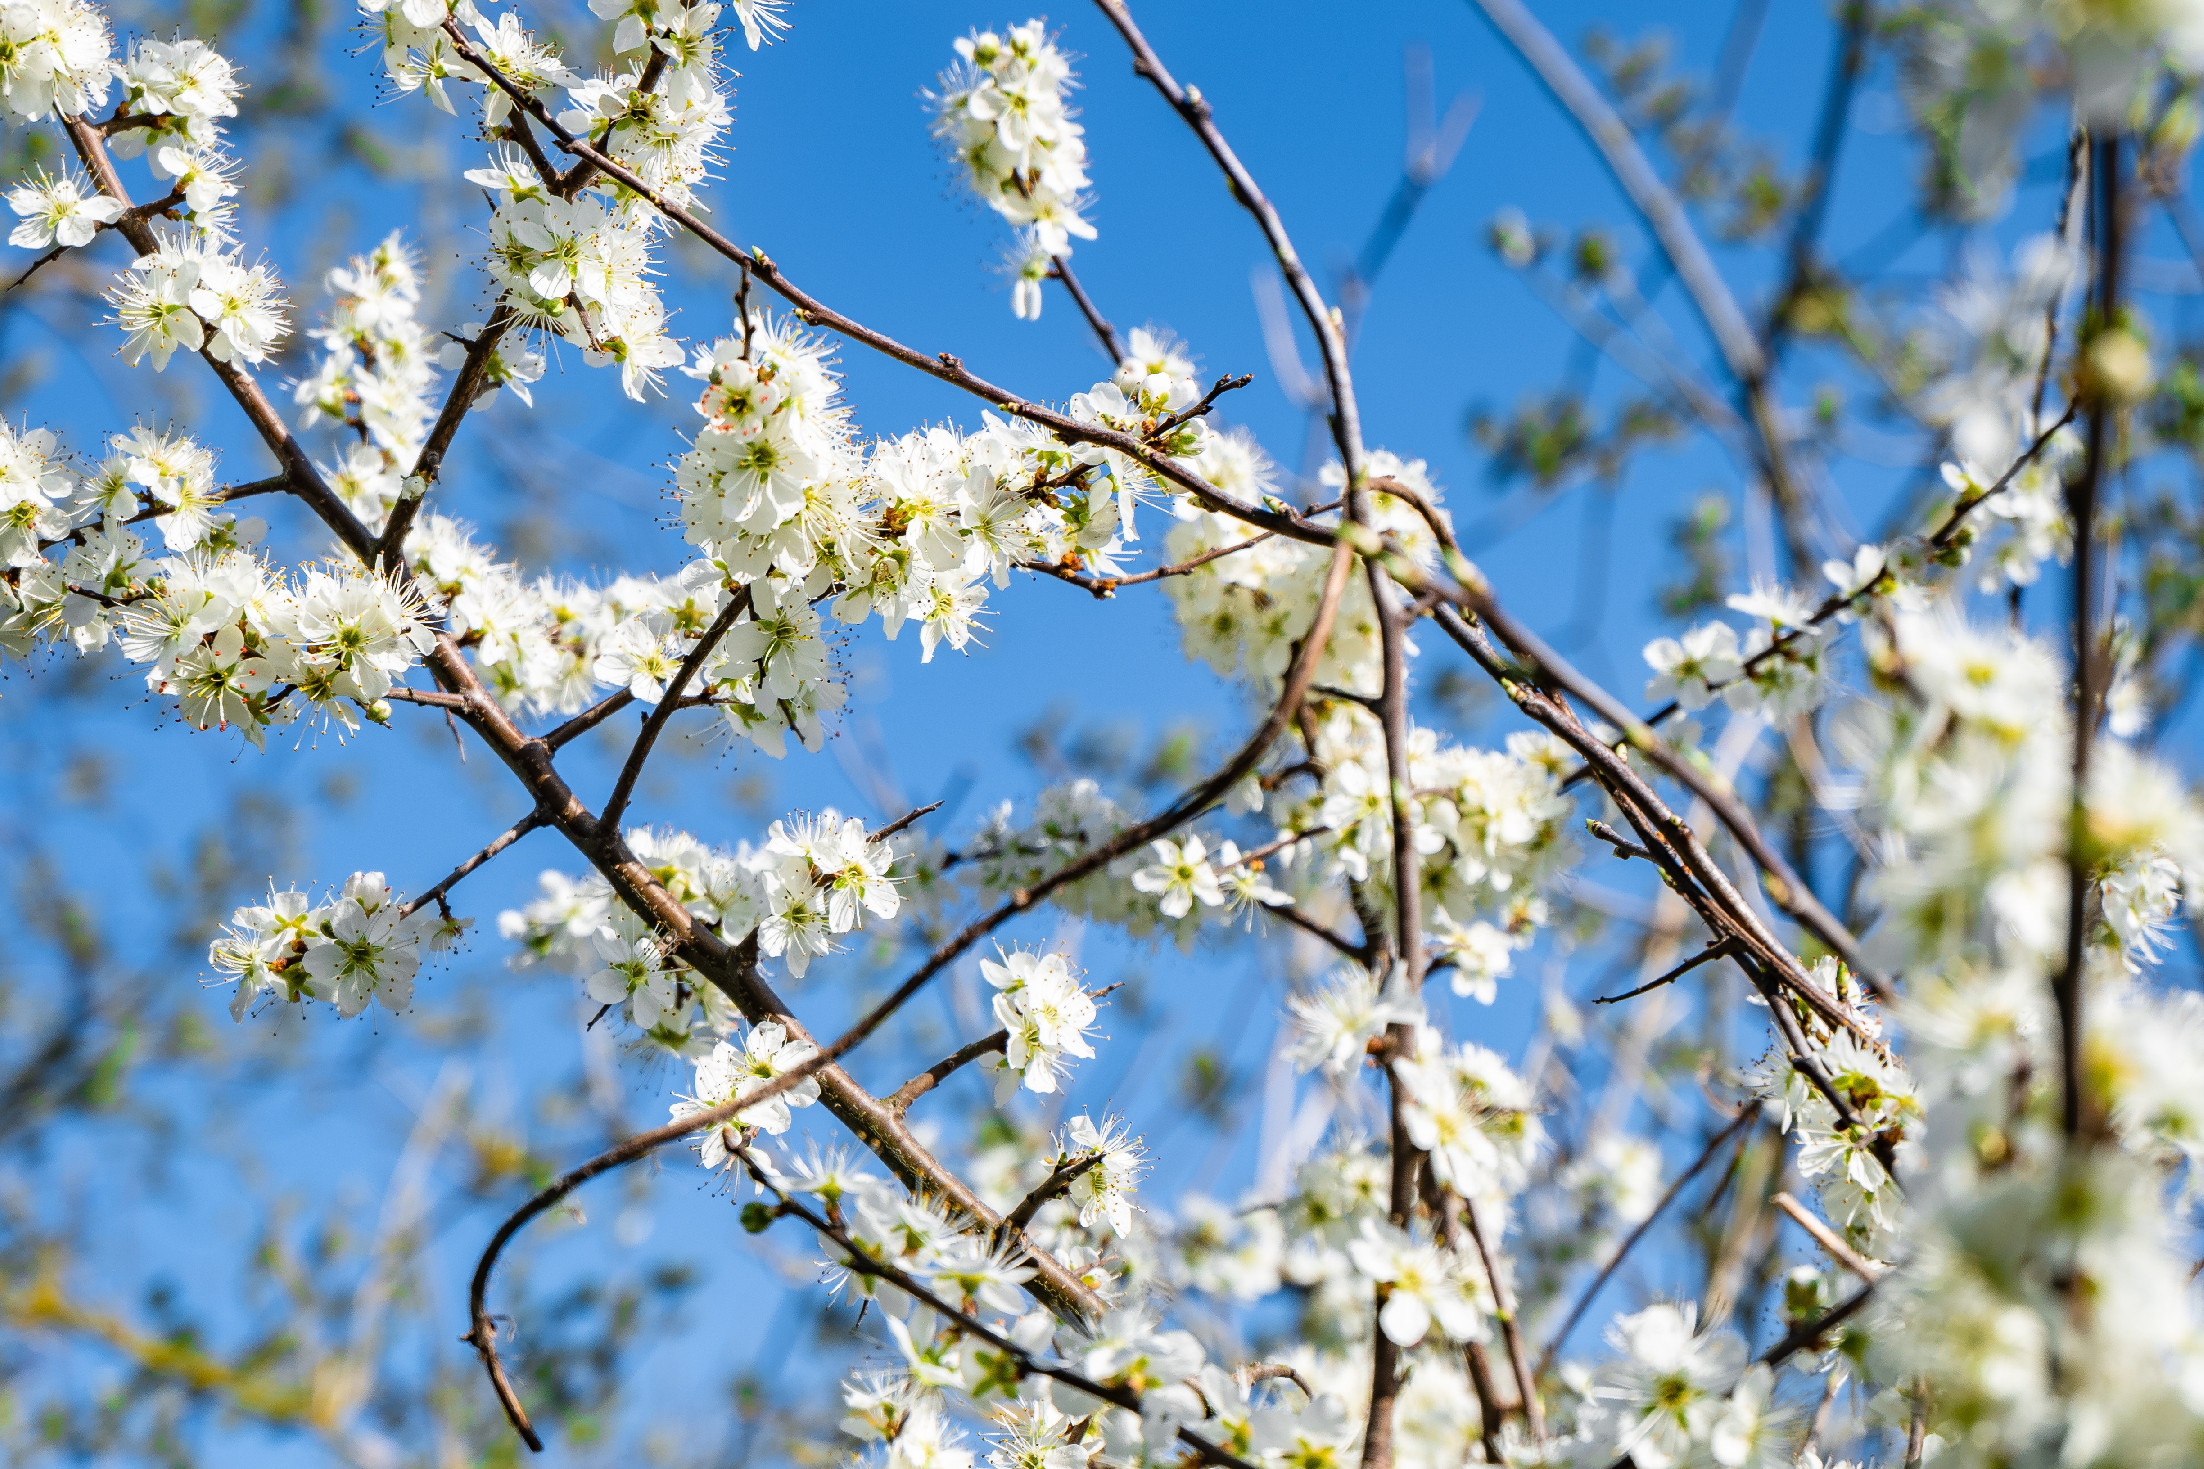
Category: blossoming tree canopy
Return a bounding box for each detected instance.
[3,0,2204,1465]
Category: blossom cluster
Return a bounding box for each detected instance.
[1268,708,1576,999]
[292,232,539,531]
[663,318,1248,756]
[932,19,1094,318]
[367,0,769,403]
[106,226,289,370]
[0,26,292,374]
[210,871,448,1020]
[496,812,900,1048]
[1162,448,1452,694]
[0,418,451,740]
[107,34,246,233]
[0,0,112,122]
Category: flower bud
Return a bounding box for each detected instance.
[2078,325,2154,406]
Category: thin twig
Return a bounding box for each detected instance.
[999,1153,1103,1238]
[887,1031,1009,1114]
[385,687,469,711]
[2057,136,2124,1139]
[1756,1281,1874,1366]
[887,981,1121,1114]
[1594,938,1738,1005]
[1017,528,1272,599]
[598,589,750,835]
[1770,1191,1882,1283]
[1088,0,1367,479]
[1048,258,1125,362]
[1462,1194,1544,1443]
[543,688,636,751]
[399,811,546,919]
[1536,1101,1764,1378]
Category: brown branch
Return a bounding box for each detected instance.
[887,978,1119,1114]
[1153,371,1255,437]
[1048,257,1124,362]
[1432,603,1882,1015]
[1088,0,1367,480]
[868,801,944,844]
[1462,1194,1544,1443]
[886,1030,1008,1114]
[2057,135,2124,1139]
[1608,400,2080,752]
[1764,0,1875,367]
[1535,1101,1763,1378]
[598,588,751,835]
[6,243,67,291]
[1594,938,1739,1005]
[1258,899,1368,960]
[398,810,546,919]
[378,300,522,567]
[1756,1281,1874,1366]
[542,688,636,750]
[1020,528,1272,599]
[1770,1190,1882,1283]
[35,474,293,554]
[385,687,469,711]
[999,1152,1103,1238]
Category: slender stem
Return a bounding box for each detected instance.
[1048,258,1124,361]
[1361,1078,1411,1469]
[1593,938,1738,1005]
[999,1153,1102,1238]
[1757,1282,1874,1366]
[1258,899,1368,960]
[1463,0,1762,382]
[2034,130,2090,422]
[597,589,750,836]
[2057,135,2123,1140]
[1467,0,1820,575]
[1088,0,1366,479]
[385,687,468,711]
[379,299,522,566]
[542,688,637,750]
[1018,527,1272,599]
[1462,1194,1544,1442]
[887,1030,1008,1113]
[1614,403,2077,743]
[888,977,1115,1114]
[1535,1101,1763,1378]
[398,811,545,919]
[1770,1190,1883,1282]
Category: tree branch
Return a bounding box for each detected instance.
[1048,257,1124,361]
[398,810,546,919]
[1538,1102,1763,1378]
[597,588,751,836]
